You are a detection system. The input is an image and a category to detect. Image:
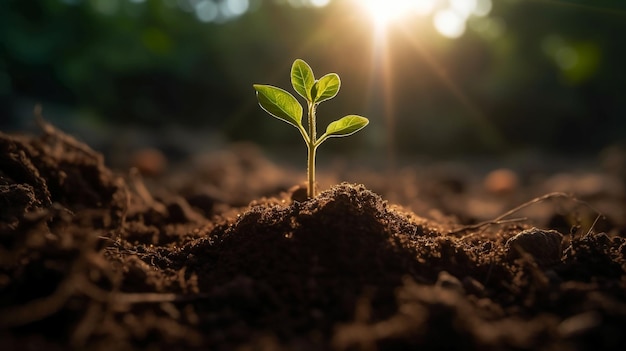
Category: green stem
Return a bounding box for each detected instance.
[307,145,317,198]
[307,102,317,198]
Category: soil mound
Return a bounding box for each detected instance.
[1,123,625,350]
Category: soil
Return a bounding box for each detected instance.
[1,121,625,351]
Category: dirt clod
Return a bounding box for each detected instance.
[505,227,564,267]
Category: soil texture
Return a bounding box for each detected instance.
[1,122,625,350]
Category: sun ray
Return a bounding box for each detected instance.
[356,0,437,35]
[366,28,398,175]
[395,24,504,148]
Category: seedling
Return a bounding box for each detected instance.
[253,59,369,198]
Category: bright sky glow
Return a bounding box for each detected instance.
[360,0,427,28]
[450,0,477,17]
[284,0,331,7]
[433,9,466,38]
[354,0,492,38]
[310,0,331,7]
[473,0,493,17]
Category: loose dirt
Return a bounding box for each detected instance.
[1,122,625,350]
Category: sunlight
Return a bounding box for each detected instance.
[361,0,408,27]
[309,0,331,7]
[358,0,434,30]
[433,9,466,38]
[353,0,492,38]
[450,0,477,17]
[349,0,501,176]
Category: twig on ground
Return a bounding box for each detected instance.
[449,192,604,237]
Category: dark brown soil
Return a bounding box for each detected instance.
[1,122,625,351]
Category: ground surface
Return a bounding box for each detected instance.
[1,122,625,350]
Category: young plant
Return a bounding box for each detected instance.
[253,59,369,199]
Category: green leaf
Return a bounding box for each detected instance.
[291,59,315,101]
[313,73,340,104]
[253,84,303,128]
[324,115,369,137]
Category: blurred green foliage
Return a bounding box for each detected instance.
[1,0,625,156]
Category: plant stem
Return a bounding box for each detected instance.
[307,102,317,198]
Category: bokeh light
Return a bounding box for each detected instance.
[195,1,219,22]
[433,9,466,38]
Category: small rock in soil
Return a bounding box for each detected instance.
[505,227,563,267]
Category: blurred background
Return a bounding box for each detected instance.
[1,0,625,166]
